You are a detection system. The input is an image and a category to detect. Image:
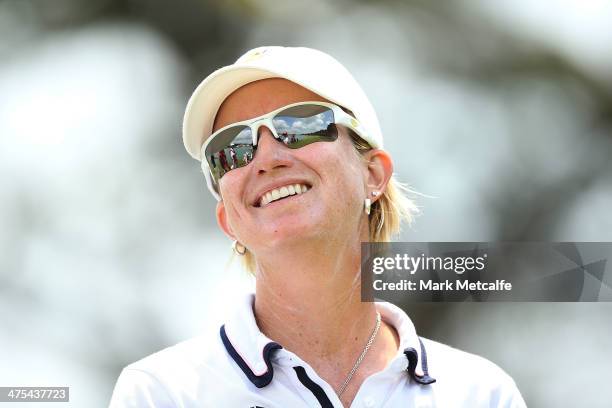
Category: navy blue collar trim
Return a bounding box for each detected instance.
[221,323,435,388]
[219,325,282,388]
[293,366,334,408]
[404,338,436,385]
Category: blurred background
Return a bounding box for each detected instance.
[1,0,611,407]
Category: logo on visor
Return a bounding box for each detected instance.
[241,49,269,63]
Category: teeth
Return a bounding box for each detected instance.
[259,183,310,207]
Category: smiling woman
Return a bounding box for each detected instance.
[109,46,527,408]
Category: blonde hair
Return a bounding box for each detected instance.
[231,129,419,274]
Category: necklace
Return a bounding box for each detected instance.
[337,311,381,397]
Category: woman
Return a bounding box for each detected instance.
[110,46,526,407]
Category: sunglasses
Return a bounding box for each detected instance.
[201,101,369,197]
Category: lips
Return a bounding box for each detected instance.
[255,183,310,207]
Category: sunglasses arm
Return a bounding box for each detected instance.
[333,108,370,143]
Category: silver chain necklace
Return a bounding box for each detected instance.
[337,311,382,397]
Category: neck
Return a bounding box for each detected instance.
[252,231,400,401]
[254,230,370,353]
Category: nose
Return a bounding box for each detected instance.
[253,125,292,175]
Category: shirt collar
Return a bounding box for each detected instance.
[377,301,436,384]
[220,293,281,388]
[220,293,435,388]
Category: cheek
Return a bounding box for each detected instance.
[218,171,248,222]
[302,143,366,202]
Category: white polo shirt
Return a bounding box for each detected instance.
[109,294,526,407]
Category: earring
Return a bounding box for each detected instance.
[371,191,380,198]
[232,240,247,256]
[364,198,372,215]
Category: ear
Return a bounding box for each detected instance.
[216,200,236,240]
[363,149,394,203]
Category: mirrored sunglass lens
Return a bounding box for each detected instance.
[204,126,254,181]
[272,105,337,149]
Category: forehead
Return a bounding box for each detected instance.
[212,78,330,132]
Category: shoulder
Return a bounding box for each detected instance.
[124,332,227,376]
[422,337,512,381]
[109,331,241,407]
[421,337,526,408]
